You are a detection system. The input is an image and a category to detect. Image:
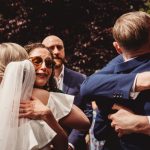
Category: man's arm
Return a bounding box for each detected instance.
[108,104,150,137]
[81,72,136,100]
[81,55,135,100]
[81,55,150,100]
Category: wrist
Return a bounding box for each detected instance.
[40,109,52,121]
[134,115,150,135]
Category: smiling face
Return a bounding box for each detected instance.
[29,47,53,87]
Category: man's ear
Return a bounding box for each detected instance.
[113,42,122,54]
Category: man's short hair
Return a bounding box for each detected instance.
[113,11,150,51]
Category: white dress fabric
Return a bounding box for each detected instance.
[0,60,74,150]
[31,92,74,150]
[47,92,74,121]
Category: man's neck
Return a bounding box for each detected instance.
[54,65,63,78]
[123,48,150,61]
[121,41,150,61]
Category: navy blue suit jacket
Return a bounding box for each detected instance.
[63,67,93,150]
[81,54,150,150]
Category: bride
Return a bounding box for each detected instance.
[0,43,90,150]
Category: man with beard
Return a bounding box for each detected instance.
[42,35,92,150]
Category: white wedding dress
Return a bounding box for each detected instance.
[0,60,73,150]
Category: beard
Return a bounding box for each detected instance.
[54,57,66,68]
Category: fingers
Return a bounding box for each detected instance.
[108,104,123,120]
[20,101,32,110]
[31,95,38,101]
[19,102,34,118]
[112,104,133,113]
[20,101,33,109]
[19,109,37,120]
[109,113,122,137]
[110,120,115,128]
[19,107,32,113]
[19,109,25,113]
[111,121,123,137]
[108,113,113,120]
[19,111,32,118]
[118,132,123,137]
[19,111,39,120]
[20,100,31,104]
[112,104,124,110]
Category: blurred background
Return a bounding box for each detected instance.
[0,0,150,75]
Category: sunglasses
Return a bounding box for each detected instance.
[29,56,55,68]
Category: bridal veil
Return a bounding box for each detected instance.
[0,60,56,150]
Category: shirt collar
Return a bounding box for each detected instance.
[59,65,64,79]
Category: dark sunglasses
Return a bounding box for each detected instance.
[29,56,55,68]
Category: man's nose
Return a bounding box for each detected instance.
[53,46,59,54]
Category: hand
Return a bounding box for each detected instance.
[19,96,51,120]
[108,104,139,137]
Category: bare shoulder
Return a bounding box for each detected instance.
[32,88,50,105]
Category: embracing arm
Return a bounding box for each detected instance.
[20,88,90,149]
[59,104,90,131]
[80,55,130,99]
[81,73,136,100]
[20,89,68,150]
[59,104,91,150]
[41,108,68,150]
[81,55,150,100]
[67,98,93,149]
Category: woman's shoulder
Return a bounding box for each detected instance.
[49,92,74,103]
[32,88,49,105]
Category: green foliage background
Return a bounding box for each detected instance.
[0,0,149,75]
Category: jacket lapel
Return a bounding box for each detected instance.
[63,67,71,93]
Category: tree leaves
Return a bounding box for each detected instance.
[0,0,148,75]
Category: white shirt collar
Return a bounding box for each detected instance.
[55,65,64,90]
[59,65,64,79]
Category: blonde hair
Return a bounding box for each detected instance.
[113,11,150,51]
[0,43,28,78]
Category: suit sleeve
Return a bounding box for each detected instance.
[80,55,137,100]
[80,55,137,142]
